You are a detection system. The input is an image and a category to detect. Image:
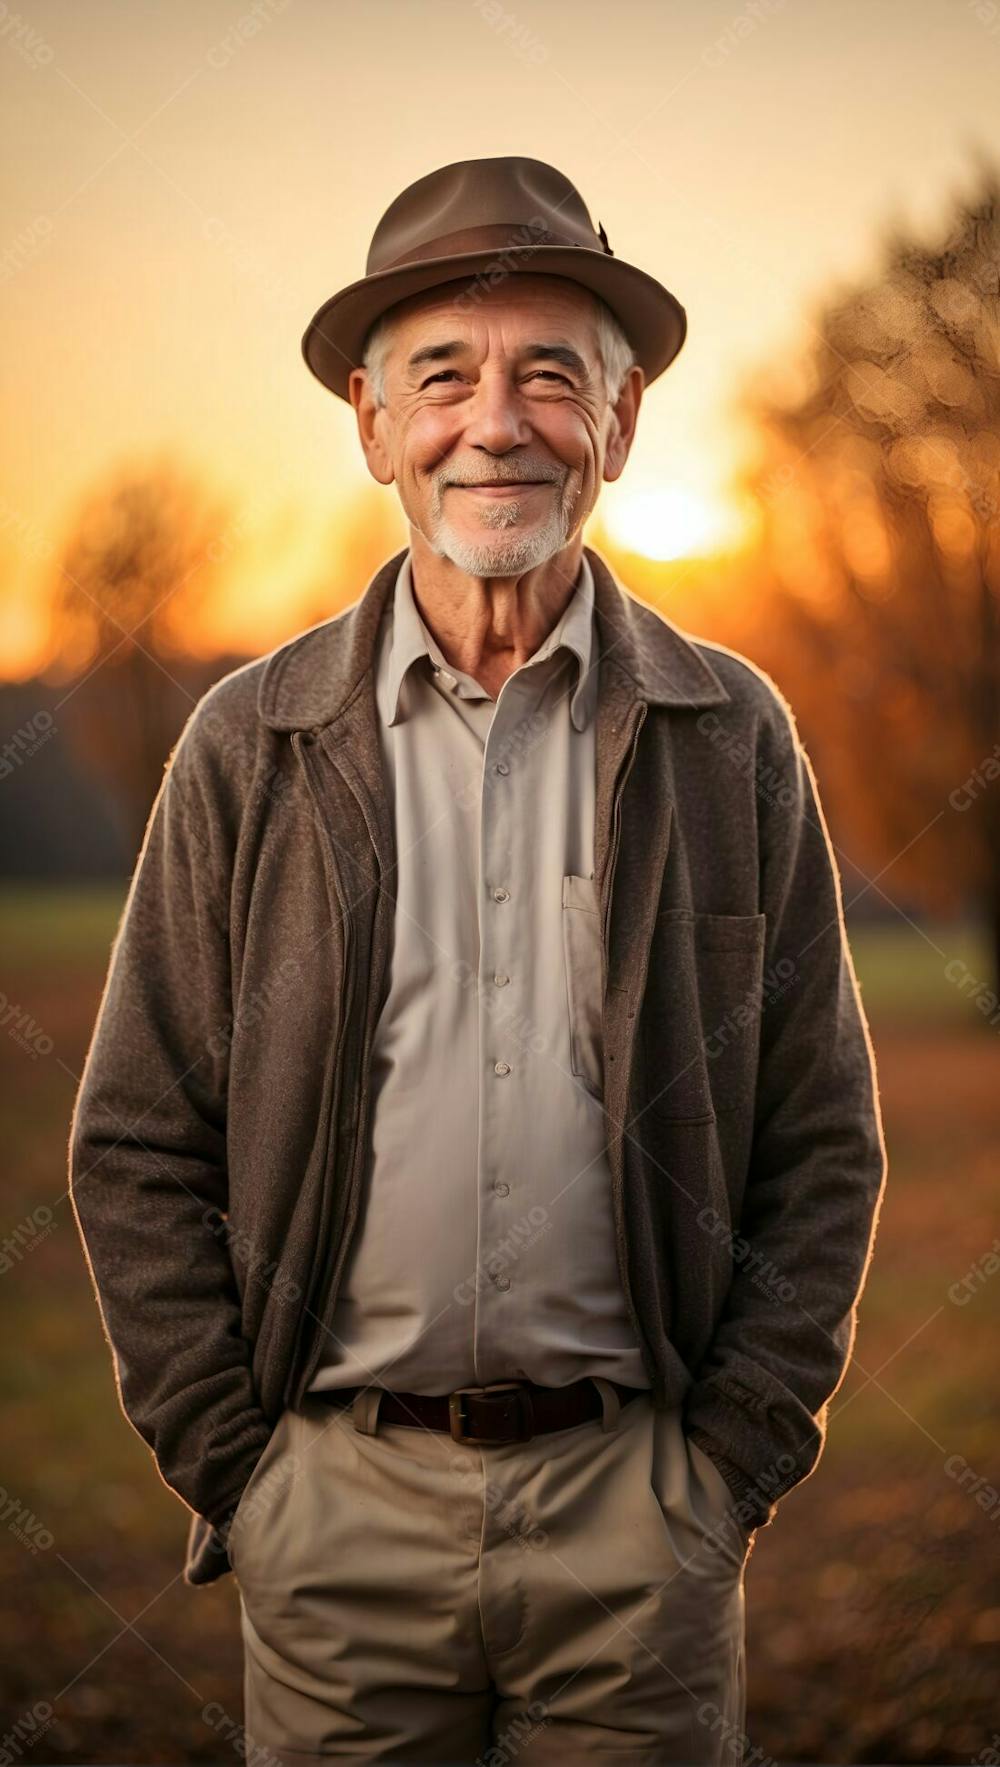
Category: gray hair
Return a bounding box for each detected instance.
[360,287,637,410]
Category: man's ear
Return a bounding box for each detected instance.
[348,368,394,486]
[603,363,644,485]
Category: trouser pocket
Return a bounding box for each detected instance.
[686,1435,756,1565]
[227,1408,298,1583]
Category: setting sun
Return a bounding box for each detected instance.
[601,483,743,561]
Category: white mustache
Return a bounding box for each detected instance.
[443,470,562,487]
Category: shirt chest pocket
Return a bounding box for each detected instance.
[562,874,604,1101]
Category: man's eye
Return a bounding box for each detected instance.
[422,369,571,388]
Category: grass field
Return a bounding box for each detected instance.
[1,886,998,1764]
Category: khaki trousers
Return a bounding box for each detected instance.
[229,1385,754,1765]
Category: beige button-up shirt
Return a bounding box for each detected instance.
[308,549,650,1396]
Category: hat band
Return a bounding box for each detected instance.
[375,218,592,275]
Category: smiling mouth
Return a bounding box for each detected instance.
[456,481,549,491]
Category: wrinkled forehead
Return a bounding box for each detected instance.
[381,272,600,352]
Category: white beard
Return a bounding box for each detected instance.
[426,480,575,577]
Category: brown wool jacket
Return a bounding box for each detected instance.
[68,544,888,1587]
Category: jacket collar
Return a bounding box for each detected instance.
[257,543,731,733]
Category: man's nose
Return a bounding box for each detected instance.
[459,371,534,453]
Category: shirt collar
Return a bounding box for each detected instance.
[376,550,599,732]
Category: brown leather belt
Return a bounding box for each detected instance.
[313,1377,646,1444]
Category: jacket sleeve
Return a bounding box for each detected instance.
[68,706,272,1537]
[683,685,888,1528]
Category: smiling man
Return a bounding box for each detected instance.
[349,272,639,705]
[70,158,887,1764]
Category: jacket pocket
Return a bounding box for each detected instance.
[641,910,767,1125]
[562,874,604,1101]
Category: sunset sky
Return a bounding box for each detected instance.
[2,0,998,675]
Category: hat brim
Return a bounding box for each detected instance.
[301,245,686,402]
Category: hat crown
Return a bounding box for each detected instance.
[301,154,687,402]
[367,156,603,276]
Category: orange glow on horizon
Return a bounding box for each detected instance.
[3,3,993,683]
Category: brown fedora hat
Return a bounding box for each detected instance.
[301,156,687,403]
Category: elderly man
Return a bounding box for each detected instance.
[70,157,887,1764]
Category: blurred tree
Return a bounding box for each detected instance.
[48,454,231,854]
[733,154,1000,990]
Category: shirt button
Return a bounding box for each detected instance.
[493,973,510,987]
[494,1060,511,1076]
[493,1180,510,1197]
[494,760,510,775]
[493,886,510,903]
[494,1273,511,1291]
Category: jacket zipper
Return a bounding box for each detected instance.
[294,738,388,1402]
[601,700,661,1394]
[287,730,357,1404]
[603,702,647,952]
